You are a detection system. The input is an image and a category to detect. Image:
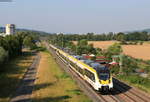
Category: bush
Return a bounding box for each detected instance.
[0,47,8,71]
[146,60,150,65]
[120,40,127,45]
[139,41,143,45]
[122,55,138,74]
[105,43,123,59]
[110,65,120,75]
[23,36,37,50]
[133,41,138,45]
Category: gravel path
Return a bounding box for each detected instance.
[10,53,41,102]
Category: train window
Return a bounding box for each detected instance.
[73,63,76,68]
[98,73,110,81]
[62,55,66,60]
[97,68,110,80]
[66,58,69,62]
[70,61,76,68]
[77,66,84,75]
[85,69,95,82]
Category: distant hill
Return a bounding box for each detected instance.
[141,29,150,33]
[0,27,50,35]
[1,26,150,34]
[124,28,150,33]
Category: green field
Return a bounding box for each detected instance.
[32,51,92,102]
[0,51,35,102]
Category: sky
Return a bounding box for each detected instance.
[0,0,150,34]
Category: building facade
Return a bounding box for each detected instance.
[6,24,15,35]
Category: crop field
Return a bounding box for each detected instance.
[88,41,119,49]
[32,51,92,102]
[88,41,150,60]
[73,41,150,60]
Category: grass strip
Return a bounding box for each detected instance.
[32,51,92,102]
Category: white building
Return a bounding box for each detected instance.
[6,24,15,35]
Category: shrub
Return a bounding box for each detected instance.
[0,47,8,71]
[110,65,120,75]
[139,41,143,45]
[122,55,138,74]
[120,40,127,45]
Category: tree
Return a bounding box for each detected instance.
[110,65,120,75]
[1,35,21,57]
[77,39,88,46]
[76,39,97,55]
[122,56,138,75]
[87,44,96,54]
[0,31,40,72]
[76,39,88,55]
[105,43,123,59]
[115,32,125,41]
[107,43,122,55]
[23,36,37,49]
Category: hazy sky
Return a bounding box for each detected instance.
[0,0,150,33]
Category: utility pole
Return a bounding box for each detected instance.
[61,34,63,49]
[76,35,78,55]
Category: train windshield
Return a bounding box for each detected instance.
[90,63,110,80]
[98,73,110,80]
[97,67,110,80]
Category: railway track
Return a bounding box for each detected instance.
[46,43,150,102]
[113,79,150,102]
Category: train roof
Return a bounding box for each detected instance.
[50,44,57,49]
[90,63,101,68]
[52,45,97,73]
[80,60,85,62]
[84,60,94,65]
[77,61,96,72]
[68,55,78,62]
[90,62,109,71]
[59,49,68,57]
[74,55,84,60]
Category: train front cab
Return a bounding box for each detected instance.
[98,77,113,92]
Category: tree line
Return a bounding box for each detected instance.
[49,31,150,42]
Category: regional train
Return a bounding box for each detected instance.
[49,44,113,92]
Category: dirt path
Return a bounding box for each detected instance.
[10,53,41,102]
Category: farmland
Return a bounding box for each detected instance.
[80,41,150,60]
